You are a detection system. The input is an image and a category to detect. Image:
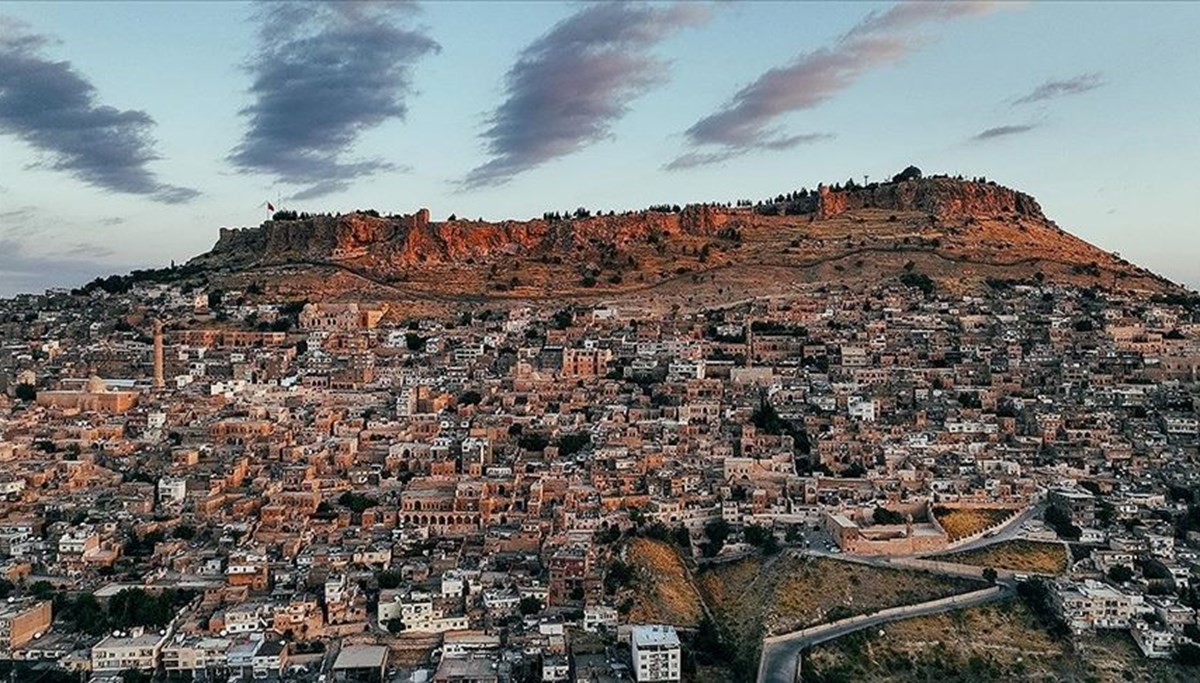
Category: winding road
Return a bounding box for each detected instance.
[757,584,1012,683]
[755,504,1048,683]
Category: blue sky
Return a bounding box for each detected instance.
[0,1,1197,295]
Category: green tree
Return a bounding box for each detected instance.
[671,525,690,549]
[337,491,378,514]
[377,570,402,590]
[1108,565,1134,583]
[519,596,543,615]
[121,670,151,683]
[554,433,591,457]
[596,524,621,545]
[604,560,635,594]
[628,508,646,527]
[744,524,772,547]
[1175,642,1200,666]
[14,383,35,401]
[872,507,905,525]
[702,518,731,557]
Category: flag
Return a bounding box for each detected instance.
[267,201,275,212]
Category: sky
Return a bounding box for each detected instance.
[0,0,1197,296]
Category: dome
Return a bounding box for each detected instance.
[85,375,107,393]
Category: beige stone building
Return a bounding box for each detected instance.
[0,600,51,650]
[36,376,138,413]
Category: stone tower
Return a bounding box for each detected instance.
[153,319,164,389]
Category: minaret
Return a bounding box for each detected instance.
[153,319,164,389]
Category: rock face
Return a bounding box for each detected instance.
[817,177,1044,220]
[183,174,1179,310]
[194,178,1042,272]
[193,204,732,270]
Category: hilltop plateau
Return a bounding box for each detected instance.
[94,172,1184,317]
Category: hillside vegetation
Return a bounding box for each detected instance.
[934,507,1014,541]
[942,540,1069,575]
[804,601,1197,683]
[173,176,1181,318]
[624,537,705,627]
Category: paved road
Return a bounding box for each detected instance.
[754,504,1047,683]
[757,585,1012,683]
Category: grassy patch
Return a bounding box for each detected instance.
[694,553,980,679]
[805,601,1199,683]
[625,537,705,627]
[934,507,1014,541]
[942,540,1068,575]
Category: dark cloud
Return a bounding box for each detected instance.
[670,2,1000,169]
[463,3,710,188]
[0,18,198,202]
[229,2,439,199]
[971,123,1038,141]
[1012,73,1104,105]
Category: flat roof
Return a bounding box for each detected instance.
[435,657,496,676]
[631,625,680,648]
[333,644,388,670]
[96,633,165,648]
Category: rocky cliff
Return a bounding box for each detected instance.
[194,204,732,270]
[816,177,1044,220]
[181,174,1178,313]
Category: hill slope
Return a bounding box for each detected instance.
[182,175,1181,315]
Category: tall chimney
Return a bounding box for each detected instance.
[153,319,164,389]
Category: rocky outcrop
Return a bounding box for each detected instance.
[195,179,1041,273]
[817,177,1044,220]
[175,174,1183,306]
[193,204,734,270]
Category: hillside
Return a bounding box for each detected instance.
[178,174,1182,316]
[609,541,981,681]
[804,602,1197,683]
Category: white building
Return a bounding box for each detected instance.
[630,625,681,683]
[376,589,468,633]
[1053,580,1150,633]
[1131,621,1177,659]
[848,398,877,422]
[91,630,167,672]
[583,605,618,633]
[157,476,187,506]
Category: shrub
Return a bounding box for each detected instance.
[872,507,905,525]
[899,271,935,295]
[337,491,378,514]
[1108,565,1134,583]
[519,596,543,615]
[377,570,402,590]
